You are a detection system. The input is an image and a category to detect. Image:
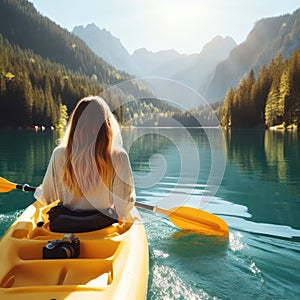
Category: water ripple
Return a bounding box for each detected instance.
[0,210,23,236]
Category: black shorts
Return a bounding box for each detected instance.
[47,202,119,233]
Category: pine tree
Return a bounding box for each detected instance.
[221,87,235,127]
[265,80,282,127]
[22,72,34,124]
[250,65,272,125]
[284,50,300,126]
[279,68,291,125]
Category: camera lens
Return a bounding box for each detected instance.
[61,245,75,258]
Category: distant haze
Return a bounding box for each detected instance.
[73,5,300,105]
[73,24,237,105]
[31,0,300,54]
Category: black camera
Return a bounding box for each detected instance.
[43,233,80,259]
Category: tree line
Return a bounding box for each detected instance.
[0,0,135,128]
[0,0,130,85]
[0,34,108,128]
[220,45,300,128]
[0,34,180,129]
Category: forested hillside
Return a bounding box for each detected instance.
[206,8,300,103]
[220,45,300,128]
[0,33,178,128]
[2,0,298,129]
[0,0,130,128]
[0,0,129,85]
[0,0,180,128]
[0,34,106,127]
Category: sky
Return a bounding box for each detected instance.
[30,0,300,54]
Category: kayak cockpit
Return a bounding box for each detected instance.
[0,201,149,299]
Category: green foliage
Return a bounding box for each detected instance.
[221,47,300,128]
[0,0,130,86]
[57,103,68,129]
[0,0,225,128]
[0,34,103,127]
[220,88,235,126]
[0,0,188,128]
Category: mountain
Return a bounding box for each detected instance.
[72,24,189,76]
[0,0,130,86]
[205,8,300,102]
[73,24,236,100]
[131,37,236,97]
[72,24,139,74]
[131,47,189,77]
[172,36,237,95]
[0,0,179,128]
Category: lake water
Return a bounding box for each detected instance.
[0,128,299,299]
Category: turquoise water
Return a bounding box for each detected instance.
[0,128,299,299]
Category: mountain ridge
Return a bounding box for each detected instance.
[72,24,237,100]
[205,8,300,102]
[0,0,179,128]
[0,0,131,86]
[73,8,300,104]
[72,23,139,74]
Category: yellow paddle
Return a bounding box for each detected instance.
[135,202,228,237]
[0,176,36,193]
[0,176,229,237]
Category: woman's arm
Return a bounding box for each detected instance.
[112,150,136,218]
[35,147,61,205]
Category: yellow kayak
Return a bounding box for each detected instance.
[0,201,149,300]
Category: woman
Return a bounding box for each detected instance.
[35,96,135,232]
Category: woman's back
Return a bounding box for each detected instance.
[36,96,135,219]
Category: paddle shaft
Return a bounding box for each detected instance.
[135,202,157,212]
[135,202,173,216]
[0,176,229,236]
[16,184,36,193]
[3,182,201,219]
[9,182,159,212]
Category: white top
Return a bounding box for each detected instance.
[35,146,136,218]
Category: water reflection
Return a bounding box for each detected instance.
[0,129,60,212]
[170,231,228,257]
[123,128,177,173]
[224,129,300,189]
[123,127,226,209]
[223,129,300,230]
[223,129,266,174]
[264,130,287,182]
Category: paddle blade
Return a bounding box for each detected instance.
[0,177,17,193]
[167,206,229,237]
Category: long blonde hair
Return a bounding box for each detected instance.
[62,96,122,197]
